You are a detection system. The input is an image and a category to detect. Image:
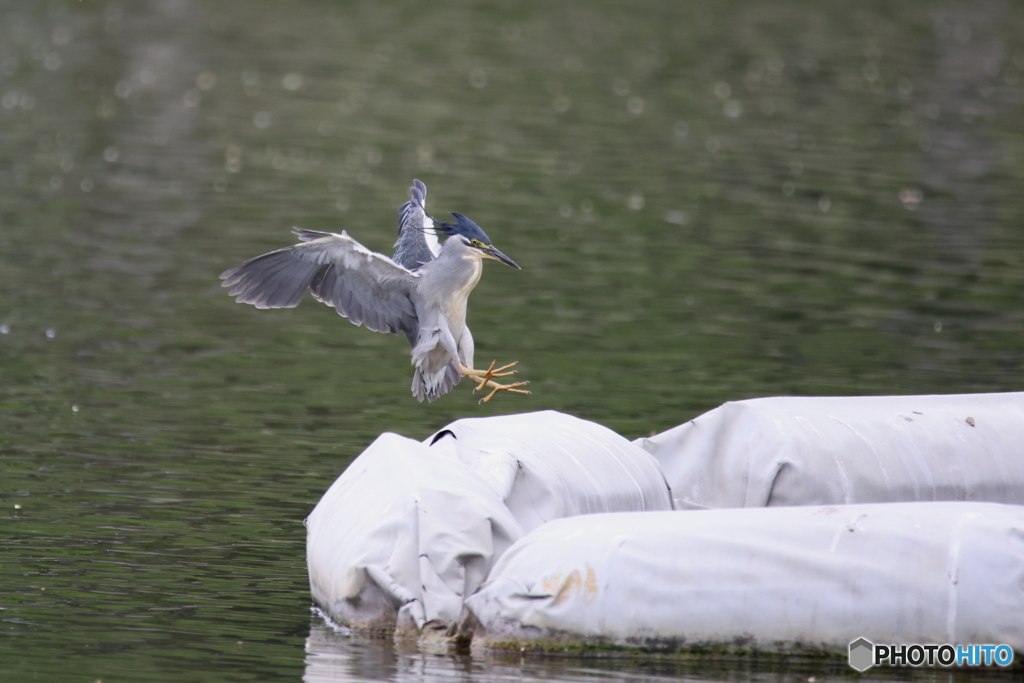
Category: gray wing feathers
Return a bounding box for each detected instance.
[307,256,417,341]
[220,249,318,309]
[409,178,426,206]
[392,179,440,270]
[292,227,333,242]
[220,232,420,342]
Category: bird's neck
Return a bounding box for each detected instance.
[425,239,483,321]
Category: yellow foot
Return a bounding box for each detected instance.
[460,361,532,404]
[475,379,531,404]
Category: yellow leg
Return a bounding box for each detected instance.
[459,361,531,403]
[461,360,519,380]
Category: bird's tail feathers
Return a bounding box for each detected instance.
[411,361,461,403]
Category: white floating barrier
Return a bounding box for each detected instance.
[465,502,1024,655]
[424,411,673,533]
[306,411,672,633]
[635,392,1024,509]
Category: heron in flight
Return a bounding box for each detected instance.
[219,180,530,403]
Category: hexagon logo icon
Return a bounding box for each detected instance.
[849,637,874,672]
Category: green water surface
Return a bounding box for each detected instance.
[2,0,1023,680]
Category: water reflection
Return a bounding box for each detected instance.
[304,616,1018,683]
[305,618,713,683]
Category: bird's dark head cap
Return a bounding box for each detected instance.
[436,212,492,244]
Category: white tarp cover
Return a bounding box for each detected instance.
[306,433,521,633]
[306,412,672,633]
[424,411,673,533]
[635,392,1024,509]
[466,502,1024,655]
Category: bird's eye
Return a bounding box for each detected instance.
[471,239,483,247]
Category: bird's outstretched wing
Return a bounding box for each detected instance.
[220,229,420,343]
[392,179,441,270]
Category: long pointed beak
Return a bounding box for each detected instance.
[482,244,521,270]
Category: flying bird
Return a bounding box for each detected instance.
[219,180,530,403]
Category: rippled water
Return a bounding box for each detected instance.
[2,0,1023,680]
